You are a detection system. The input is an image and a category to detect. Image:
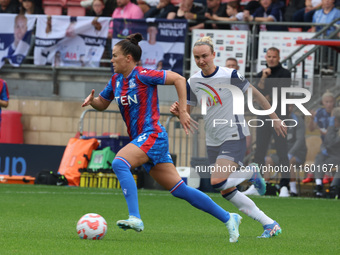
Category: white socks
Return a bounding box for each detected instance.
[290,181,297,194]
[225,190,274,226]
[316,178,322,186]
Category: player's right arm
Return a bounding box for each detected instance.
[82,89,110,111]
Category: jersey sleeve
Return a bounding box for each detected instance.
[314,108,322,123]
[138,69,166,86]
[230,69,249,93]
[0,81,9,101]
[99,75,115,102]
[186,80,197,106]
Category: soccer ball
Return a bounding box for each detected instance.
[76,213,107,240]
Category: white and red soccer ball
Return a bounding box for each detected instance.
[77,213,107,240]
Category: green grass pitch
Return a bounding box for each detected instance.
[0,184,339,255]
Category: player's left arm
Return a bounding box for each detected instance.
[250,84,287,137]
[0,85,9,108]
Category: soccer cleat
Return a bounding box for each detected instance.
[322,174,334,184]
[258,221,282,238]
[290,192,298,197]
[225,213,242,243]
[117,216,144,232]
[302,173,314,183]
[248,163,266,196]
[279,186,290,197]
[314,185,323,198]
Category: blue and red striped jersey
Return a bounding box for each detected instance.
[99,66,167,139]
[0,79,9,122]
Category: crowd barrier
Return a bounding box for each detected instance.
[1,14,339,82]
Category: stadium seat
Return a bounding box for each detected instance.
[67,0,86,16]
[43,0,67,15]
[288,27,302,32]
[170,0,181,6]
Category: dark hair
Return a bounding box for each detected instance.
[227,1,240,11]
[226,57,238,63]
[115,33,143,62]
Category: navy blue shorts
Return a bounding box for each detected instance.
[130,131,173,173]
[207,138,246,166]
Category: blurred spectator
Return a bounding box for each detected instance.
[308,91,335,141]
[311,0,340,36]
[104,0,117,14]
[137,0,159,14]
[284,0,305,22]
[188,0,229,30]
[83,0,117,16]
[167,0,205,30]
[204,0,230,29]
[0,78,9,137]
[144,0,176,18]
[20,0,44,14]
[206,0,249,30]
[108,0,144,38]
[292,0,322,31]
[244,0,287,31]
[303,91,335,185]
[225,57,239,69]
[244,0,261,15]
[0,0,20,13]
[259,104,307,197]
[313,107,340,197]
[87,0,112,16]
[253,47,291,196]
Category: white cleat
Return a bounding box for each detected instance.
[117,216,144,232]
[279,186,290,197]
[225,213,242,243]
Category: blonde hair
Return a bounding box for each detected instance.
[194,36,214,53]
[322,90,335,101]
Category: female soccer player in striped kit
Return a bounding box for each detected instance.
[171,36,285,238]
[82,33,242,242]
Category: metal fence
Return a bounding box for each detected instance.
[1,19,339,83]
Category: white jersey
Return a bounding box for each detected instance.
[187,66,250,146]
[139,41,164,70]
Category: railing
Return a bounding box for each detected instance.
[2,19,338,82]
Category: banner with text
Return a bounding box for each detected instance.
[0,14,36,68]
[34,16,110,67]
[190,29,248,76]
[257,32,316,93]
[112,18,187,75]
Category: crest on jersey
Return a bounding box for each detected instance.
[129,79,136,89]
[196,82,223,105]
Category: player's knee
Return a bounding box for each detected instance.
[211,178,228,191]
[111,157,130,173]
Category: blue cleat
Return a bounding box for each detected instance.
[258,221,282,238]
[117,216,144,232]
[225,213,242,243]
[248,163,266,196]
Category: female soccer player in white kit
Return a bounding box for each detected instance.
[171,36,285,238]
